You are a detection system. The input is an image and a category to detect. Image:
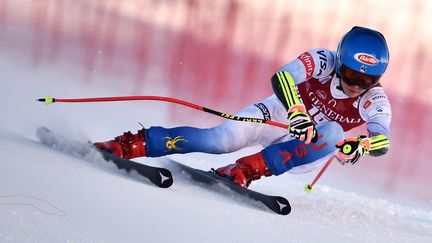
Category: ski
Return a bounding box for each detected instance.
[169,159,291,215]
[36,127,173,188]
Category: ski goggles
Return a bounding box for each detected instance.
[339,64,381,89]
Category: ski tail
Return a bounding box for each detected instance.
[37,127,173,188]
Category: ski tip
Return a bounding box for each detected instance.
[273,196,291,215]
[159,178,174,188]
[156,169,174,188]
[37,96,55,105]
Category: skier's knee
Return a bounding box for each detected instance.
[315,122,344,148]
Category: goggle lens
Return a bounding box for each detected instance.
[340,65,380,89]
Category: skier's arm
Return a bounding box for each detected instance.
[366,129,390,157]
[270,74,314,143]
[336,88,391,165]
[271,71,301,110]
[271,70,318,144]
[272,49,335,110]
[361,88,391,156]
[270,49,335,144]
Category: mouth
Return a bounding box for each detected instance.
[343,87,361,97]
[340,79,363,97]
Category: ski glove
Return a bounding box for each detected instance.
[287,104,318,144]
[336,136,371,165]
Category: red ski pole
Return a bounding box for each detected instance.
[38,95,289,129]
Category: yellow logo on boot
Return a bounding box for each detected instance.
[164,136,187,151]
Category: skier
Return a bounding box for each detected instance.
[94,26,391,188]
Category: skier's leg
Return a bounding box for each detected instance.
[95,95,289,158]
[216,122,344,187]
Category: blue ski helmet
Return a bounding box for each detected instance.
[336,26,389,77]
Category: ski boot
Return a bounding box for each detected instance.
[215,152,272,188]
[93,129,146,159]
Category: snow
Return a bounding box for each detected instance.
[1,52,431,243]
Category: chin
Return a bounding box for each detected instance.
[342,88,358,97]
[346,92,361,98]
[341,85,363,98]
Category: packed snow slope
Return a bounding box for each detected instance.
[1,55,431,243]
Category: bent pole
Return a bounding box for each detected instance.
[38,95,289,129]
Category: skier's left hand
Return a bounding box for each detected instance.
[335,136,371,165]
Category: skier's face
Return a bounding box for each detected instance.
[339,65,380,97]
[340,79,366,97]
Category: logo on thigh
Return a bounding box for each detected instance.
[279,134,328,164]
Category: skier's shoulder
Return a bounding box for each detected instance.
[359,85,390,107]
[296,48,336,79]
[358,85,392,120]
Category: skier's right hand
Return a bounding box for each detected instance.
[287,104,318,144]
